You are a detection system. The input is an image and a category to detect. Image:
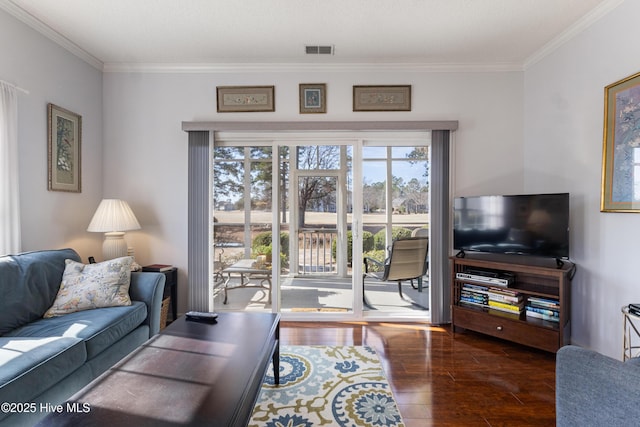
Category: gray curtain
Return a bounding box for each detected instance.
[188,130,210,311]
[429,130,451,324]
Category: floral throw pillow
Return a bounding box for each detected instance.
[44,256,133,318]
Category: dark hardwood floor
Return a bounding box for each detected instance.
[280,321,556,427]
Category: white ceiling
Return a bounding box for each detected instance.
[0,0,621,71]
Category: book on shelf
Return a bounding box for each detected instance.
[525,308,560,323]
[460,296,529,316]
[487,289,522,304]
[461,283,489,292]
[527,296,560,308]
[142,264,174,272]
[462,283,520,296]
[487,299,524,313]
[525,305,559,318]
[459,295,487,306]
[461,289,489,300]
[462,283,522,300]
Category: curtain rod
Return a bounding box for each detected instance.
[0,79,29,95]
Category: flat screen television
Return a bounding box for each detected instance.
[453,193,570,260]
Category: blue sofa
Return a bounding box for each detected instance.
[556,345,640,426]
[0,248,165,426]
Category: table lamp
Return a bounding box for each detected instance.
[87,199,141,260]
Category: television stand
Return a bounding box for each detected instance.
[451,254,573,352]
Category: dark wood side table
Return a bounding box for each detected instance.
[161,268,178,322]
[141,267,178,322]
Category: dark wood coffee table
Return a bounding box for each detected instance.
[38,312,280,427]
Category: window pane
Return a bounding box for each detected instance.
[250,147,272,159]
[214,146,244,159]
[363,146,386,159]
[214,161,244,205]
[297,145,341,170]
[250,161,272,211]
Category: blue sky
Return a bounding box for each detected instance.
[362,146,428,185]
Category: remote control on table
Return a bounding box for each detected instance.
[185,311,219,323]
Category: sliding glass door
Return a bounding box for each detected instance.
[361,144,430,312]
[278,143,355,313]
[211,132,430,319]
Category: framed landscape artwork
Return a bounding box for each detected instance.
[48,103,81,193]
[217,86,275,112]
[353,85,411,111]
[299,83,326,114]
[601,71,640,212]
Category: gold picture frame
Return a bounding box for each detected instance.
[353,85,411,111]
[48,103,81,193]
[299,83,326,114]
[601,71,640,212]
[216,86,275,112]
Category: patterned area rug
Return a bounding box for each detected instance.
[249,345,405,427]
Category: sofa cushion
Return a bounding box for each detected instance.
[6,302,147,359]
[0,337,86,404]
[0,248,81,336]
[556,345,640,426]
[44,257,134,318]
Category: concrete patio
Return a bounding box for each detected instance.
[212,275,429,314]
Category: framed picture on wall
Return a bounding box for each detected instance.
[299,83,326,114]
[216,86,275,112]
[48,103,81,193]
[601,71,640,212]
[353,85,411,111]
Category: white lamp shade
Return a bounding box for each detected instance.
[87,199,141,232]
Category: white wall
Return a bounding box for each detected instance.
[0,9,103,258]
[103,70,524,314]
[524,0,639,358]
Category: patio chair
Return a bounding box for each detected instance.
[363,236,429,308]
[410,227,429,289]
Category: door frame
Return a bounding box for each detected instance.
[184,121,458,323]
[214,131,430,320]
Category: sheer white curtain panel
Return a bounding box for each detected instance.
[0,82,21,255]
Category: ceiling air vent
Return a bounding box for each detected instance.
[305,45,334,55]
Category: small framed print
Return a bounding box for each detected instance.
[299,83,326,114]
[216,86,275,112]
[353,85,411,111]
[48,103,81,192]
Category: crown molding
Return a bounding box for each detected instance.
[2,0,621,75]
[524,0,624,69]
[0,0,103,70]
[103,61,523,74]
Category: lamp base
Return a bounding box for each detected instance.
[102,232,128,260]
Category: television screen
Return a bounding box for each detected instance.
[453,193,570,259]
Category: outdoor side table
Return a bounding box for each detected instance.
[222,259,272,304]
